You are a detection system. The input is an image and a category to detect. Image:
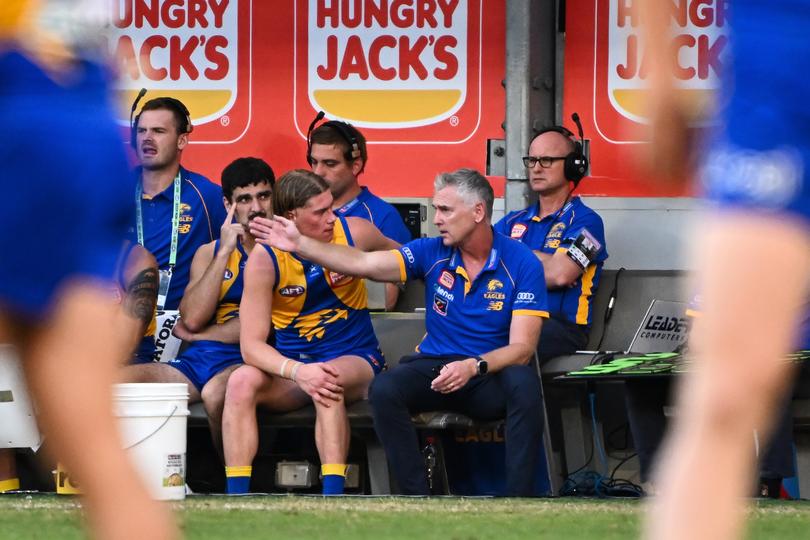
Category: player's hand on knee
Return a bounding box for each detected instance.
[296,363,343,406]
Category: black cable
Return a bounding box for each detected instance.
[594,267,625,351]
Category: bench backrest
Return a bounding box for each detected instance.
[370,312,426,370]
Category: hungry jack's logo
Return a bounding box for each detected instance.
[108,0,253,143]
[594,0,729,142]
[295,0,482,143]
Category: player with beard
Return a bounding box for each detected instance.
[123,158,274,453]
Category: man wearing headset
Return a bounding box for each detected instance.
[494,125,608,362]
[130,96,228,363]
[308,121,411,310]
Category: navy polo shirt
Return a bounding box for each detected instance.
[495,197,608,327]
[129,166,227,310]
[335,186,412,243]
[392,232,549,357]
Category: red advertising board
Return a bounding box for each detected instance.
[110,0,504,197]
[108,1,726,198]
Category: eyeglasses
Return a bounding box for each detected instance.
[522,156,567,168]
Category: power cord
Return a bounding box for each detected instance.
[559,389,643,498]
[594,267,625,351]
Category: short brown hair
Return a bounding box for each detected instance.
[309,122,368,171]
[273,169,330,216]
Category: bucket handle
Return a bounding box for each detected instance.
[123,405,180,451]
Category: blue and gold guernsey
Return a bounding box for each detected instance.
[392,232,549,358]
[212,239,248,325]
[495,197,608,327]
[0,1,133,317]
[166,239,247,391]
[264,217,383,370]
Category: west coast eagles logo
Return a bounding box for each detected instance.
[484,279,505,300]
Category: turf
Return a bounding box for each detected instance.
[2,494,810,539]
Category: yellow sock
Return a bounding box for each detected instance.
[0,478,20,492]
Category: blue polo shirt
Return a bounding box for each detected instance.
[335,186,412,243]
[495,197,608,327]
[129,166,227,310]
[392,232,549,357]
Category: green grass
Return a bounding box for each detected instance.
[2,494,810,539]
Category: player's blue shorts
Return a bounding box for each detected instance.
[0,51,133,319]
[702,2,810,224]
[284,347,386,375]
[166,340,243,392]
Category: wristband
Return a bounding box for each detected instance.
[279,358,291,379]
[290,361,302,382]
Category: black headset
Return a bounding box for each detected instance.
[305,110,362,164]
[129,89,193,150]
[532,112,589,185]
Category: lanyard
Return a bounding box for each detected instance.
[337,195,361,214]
[136,172,182,268]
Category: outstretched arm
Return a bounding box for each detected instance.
[250,215,406,283]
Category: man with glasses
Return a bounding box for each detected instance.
[495,128,608,362]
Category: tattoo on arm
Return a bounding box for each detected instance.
[124,268,158,325]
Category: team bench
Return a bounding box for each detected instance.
[188,310,559,495]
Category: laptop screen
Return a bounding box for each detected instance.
[627,300,691,354]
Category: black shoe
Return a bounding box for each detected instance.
[757,477,782,499]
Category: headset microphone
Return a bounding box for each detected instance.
[571,112,584,142]
[305,110,326,163]
[129,88,147,127]
[129,88,148,149]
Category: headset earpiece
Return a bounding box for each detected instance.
[322,121,361,161]
[305,112,362,164]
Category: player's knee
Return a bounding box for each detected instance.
[201,382,227,415]
[224,366,263,407]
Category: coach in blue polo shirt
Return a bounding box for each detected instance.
[308,120,411,310]
[251,168,548,496]
[130,96,228,362]
[495,127,607,362]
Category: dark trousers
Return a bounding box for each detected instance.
[625,378,795,483]
[369,355,544,496]
[537,316,589,364]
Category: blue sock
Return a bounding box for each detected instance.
[321,464,347,495]
[225,466,252,494]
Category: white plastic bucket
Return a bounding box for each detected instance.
[114,383,189,501]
